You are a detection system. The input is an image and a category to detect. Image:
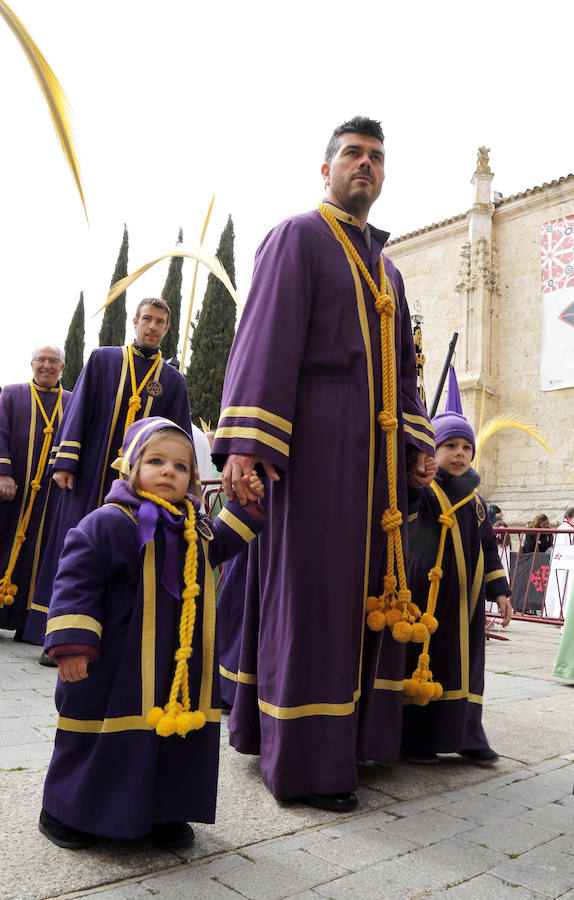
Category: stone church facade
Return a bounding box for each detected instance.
[386,152,574,525]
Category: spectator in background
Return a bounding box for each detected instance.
[522,514,552,554]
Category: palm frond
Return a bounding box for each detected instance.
[199,417,211,434]
[0,0,88,221]
[95,243,241,316]
[474,413,552,471]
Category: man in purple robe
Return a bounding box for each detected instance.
[0,346,70,638]
[212,116,436,811]
[25,299,192,648]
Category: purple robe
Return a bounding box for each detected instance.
[24,345,192,645]
[42,483,263,839]
[0,382,70,631]
[402,468,510,754]
[211,203,434,800]
[217,548,249,706]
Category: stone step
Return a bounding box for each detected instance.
[485,484,574,526]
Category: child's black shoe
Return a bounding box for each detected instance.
[150,821,195,849]
[39,809,95,849]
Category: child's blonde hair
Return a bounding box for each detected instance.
[129,427,201,500]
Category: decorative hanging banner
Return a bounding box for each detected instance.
[540,215,574,391]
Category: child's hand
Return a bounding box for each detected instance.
[241,469,264,501]
[407,452,438,488]
[58,654,90,682]
[496,595,513,627]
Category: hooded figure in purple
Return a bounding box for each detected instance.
[0,347,70,634]
[402,367,512,764]
[211,117,435,808]
[24,299,192,645]
[40,416,264,845]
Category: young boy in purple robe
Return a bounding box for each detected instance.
[39,416,263,850]
[403,408,512,765]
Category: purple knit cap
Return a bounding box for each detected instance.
[431,412,475,456]
[111,416,193,477]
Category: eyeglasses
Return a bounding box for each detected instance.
[32,357,62,365]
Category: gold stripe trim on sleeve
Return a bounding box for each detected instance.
[46,614,102,637]
[0,458,11,464]
[59,440,82,449]
[403,423,436,449]
[54,452,80,461]
[220,406,292,436]
[485,569,505,584]
[213,426,289,458]
[218,507,256,543]
[403,412,435,433]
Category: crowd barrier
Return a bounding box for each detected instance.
[200,484,569,629]
[490,527,572,626]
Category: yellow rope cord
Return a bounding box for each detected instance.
[117,345,162,460]
[139,490,206,737]
[0,382,63,608]
[404,483,476,705]
[319,204,417,643]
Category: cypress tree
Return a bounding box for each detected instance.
[186,215,236,426]
[61,291,85,391]
[161,227,184,360]
[99,224,128,346]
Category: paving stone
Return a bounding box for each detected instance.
[490,845,574,896]
[280,825,419,869]
[528,756,574,774]
[545,832,574,855]
[441,794,528,825]
[203,846,348,900]
[487,776,569,808]
[320,809,403,836]
[514,802,574,833]
[463,820,561,855]
[427,872,546,898]
[377,809,476,846]
[313,837,505,899]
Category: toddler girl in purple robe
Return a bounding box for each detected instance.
[403,409,512,765]
[39,416,263,850]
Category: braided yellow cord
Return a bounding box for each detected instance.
[138,490,207,737]
[319,205,416,643]
[117,345,162,460]
[404,484,476,705]
[0,383,63,608]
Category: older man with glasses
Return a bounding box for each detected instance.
[0,346,71,641]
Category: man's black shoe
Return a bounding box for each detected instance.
[12,628,24,642]
[39,650,57,667]
[300,792,358,812]
[459,747,499,766]
[150,822,195,849]
[39,809,95,849]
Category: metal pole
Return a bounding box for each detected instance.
[429,332,458,419]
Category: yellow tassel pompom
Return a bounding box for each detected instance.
[408,602,422,618]
[433,682,443,699]
[146,707,164,728]
[175,712,195,736]
[367,610,386,631]
[366,595,380,613]
[392,620,412,642]
[190,710,206,730]
[420,613,438,633]
[412,694,430,706]
[385,608,402,627]
[411,622,429,643]
[155,714,178,737]
[403,678,419,697]
[419,681,435,700]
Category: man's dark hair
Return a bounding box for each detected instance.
[134,297,171,327]
[325,116,385,163]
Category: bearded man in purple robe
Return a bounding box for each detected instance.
[212,116,436,812]
[0,346,71,639]
[25,298,192,650]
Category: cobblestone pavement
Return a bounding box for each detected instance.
[2,620,574,899]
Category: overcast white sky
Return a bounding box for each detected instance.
[1,0,573,385]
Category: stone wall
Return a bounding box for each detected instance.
[386,161,574,526]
